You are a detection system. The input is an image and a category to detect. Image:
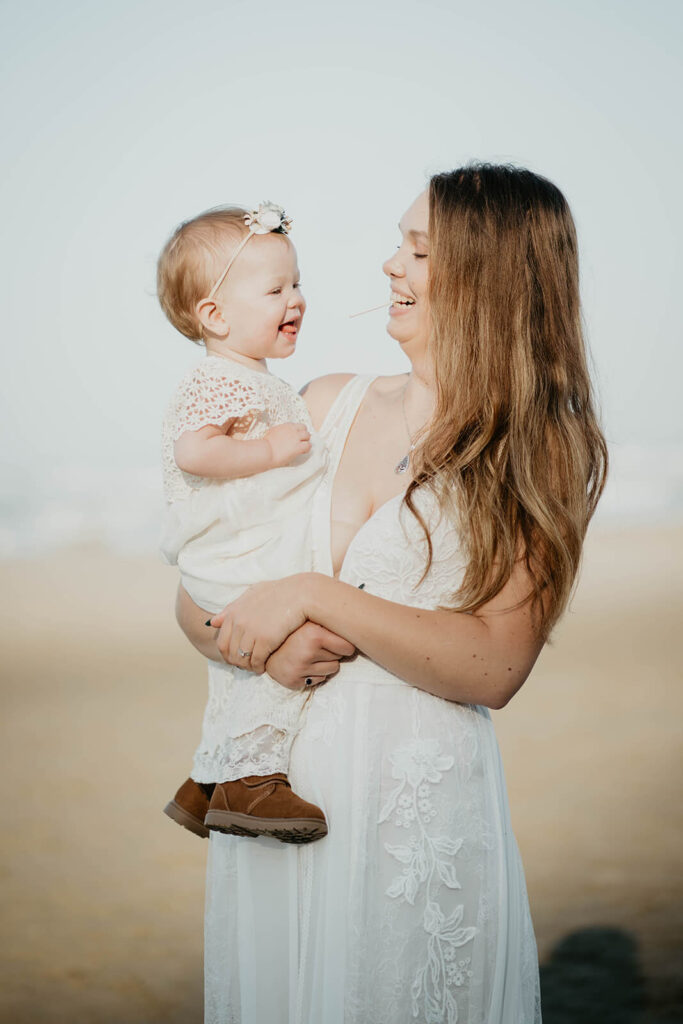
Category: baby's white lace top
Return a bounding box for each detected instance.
[161,354,312,503]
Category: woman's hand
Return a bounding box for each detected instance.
[209,573,318,673]
[265,622,356,690]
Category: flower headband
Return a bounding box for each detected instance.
[207,201,293,300]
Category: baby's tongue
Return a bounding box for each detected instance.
[280,322,296,335]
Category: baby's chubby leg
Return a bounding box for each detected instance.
[164,665,327,843]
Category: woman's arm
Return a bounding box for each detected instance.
[210,566,545,709]
[175,584,224,661]
[306,569,544,708]
[175,584,355,688]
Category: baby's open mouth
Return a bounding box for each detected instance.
[279,319,299,337]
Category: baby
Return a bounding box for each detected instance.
[157,202,328,844]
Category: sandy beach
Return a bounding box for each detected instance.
[1,523,681,1023]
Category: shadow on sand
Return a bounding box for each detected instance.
[540,927,682,1024]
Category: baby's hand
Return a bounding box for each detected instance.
[264,422,312,467]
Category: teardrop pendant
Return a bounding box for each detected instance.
[394,453,410,475]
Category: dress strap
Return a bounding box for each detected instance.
[318,374,377,457]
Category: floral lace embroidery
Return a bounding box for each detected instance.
[193,724,296,783]
[339,487,465,612]
[381,736,477,1024]
[191,664,310,782]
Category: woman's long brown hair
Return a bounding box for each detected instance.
[405,164,608,638]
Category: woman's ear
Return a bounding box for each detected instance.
[196,298,230,338]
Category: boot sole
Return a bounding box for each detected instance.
[164,799,210,839]
[204,809,328,845]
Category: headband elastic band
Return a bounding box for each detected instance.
[206,201,292,301]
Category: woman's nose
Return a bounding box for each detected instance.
[382,251,405,278]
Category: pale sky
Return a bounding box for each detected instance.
[1,0,682,496]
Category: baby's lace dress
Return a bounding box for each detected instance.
[161,355,328,782]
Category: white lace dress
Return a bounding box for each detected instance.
[204,375,542,1023]
[161,355,328,783]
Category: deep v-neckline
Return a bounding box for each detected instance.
[318,375,409,579]
[336,491,405,580]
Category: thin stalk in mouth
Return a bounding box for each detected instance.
[348,302,390,319]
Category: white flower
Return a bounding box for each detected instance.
[245,201,292,235]
[255,207,282,231]
[389,738,455,789]
[396,805,416,828]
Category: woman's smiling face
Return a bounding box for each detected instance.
[382,190,430,357]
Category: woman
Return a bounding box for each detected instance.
[178,164,607,1023]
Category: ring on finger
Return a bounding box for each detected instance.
[238,647,252,659]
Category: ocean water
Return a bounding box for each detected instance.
[0,464,164,560]
[2,444,682,560]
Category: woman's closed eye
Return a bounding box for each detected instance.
[396,241,427,260]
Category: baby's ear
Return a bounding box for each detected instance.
[196,297,230,338]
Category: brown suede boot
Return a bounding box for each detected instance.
[204,774,328,844]
[164,778,215,839]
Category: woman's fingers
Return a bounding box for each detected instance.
[249,642,268,674]
[305,624,355,659]
[303,675,327,687]
[307,659,342,677]
[213,616,354,673]
[232,628,256,670]
[320,639,355,659]
[250,629,284,674]
[215,618,233,663]
[216,615,249,669]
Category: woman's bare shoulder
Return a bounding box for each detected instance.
[300,372,408,430]
[299,373,356,430]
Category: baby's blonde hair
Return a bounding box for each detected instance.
[156,206,249,343]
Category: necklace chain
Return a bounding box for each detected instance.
[395,377,418,475]
[401,378,416,445]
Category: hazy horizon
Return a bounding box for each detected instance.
[1,0,682,553]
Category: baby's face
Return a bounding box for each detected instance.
[216,234,305,360]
